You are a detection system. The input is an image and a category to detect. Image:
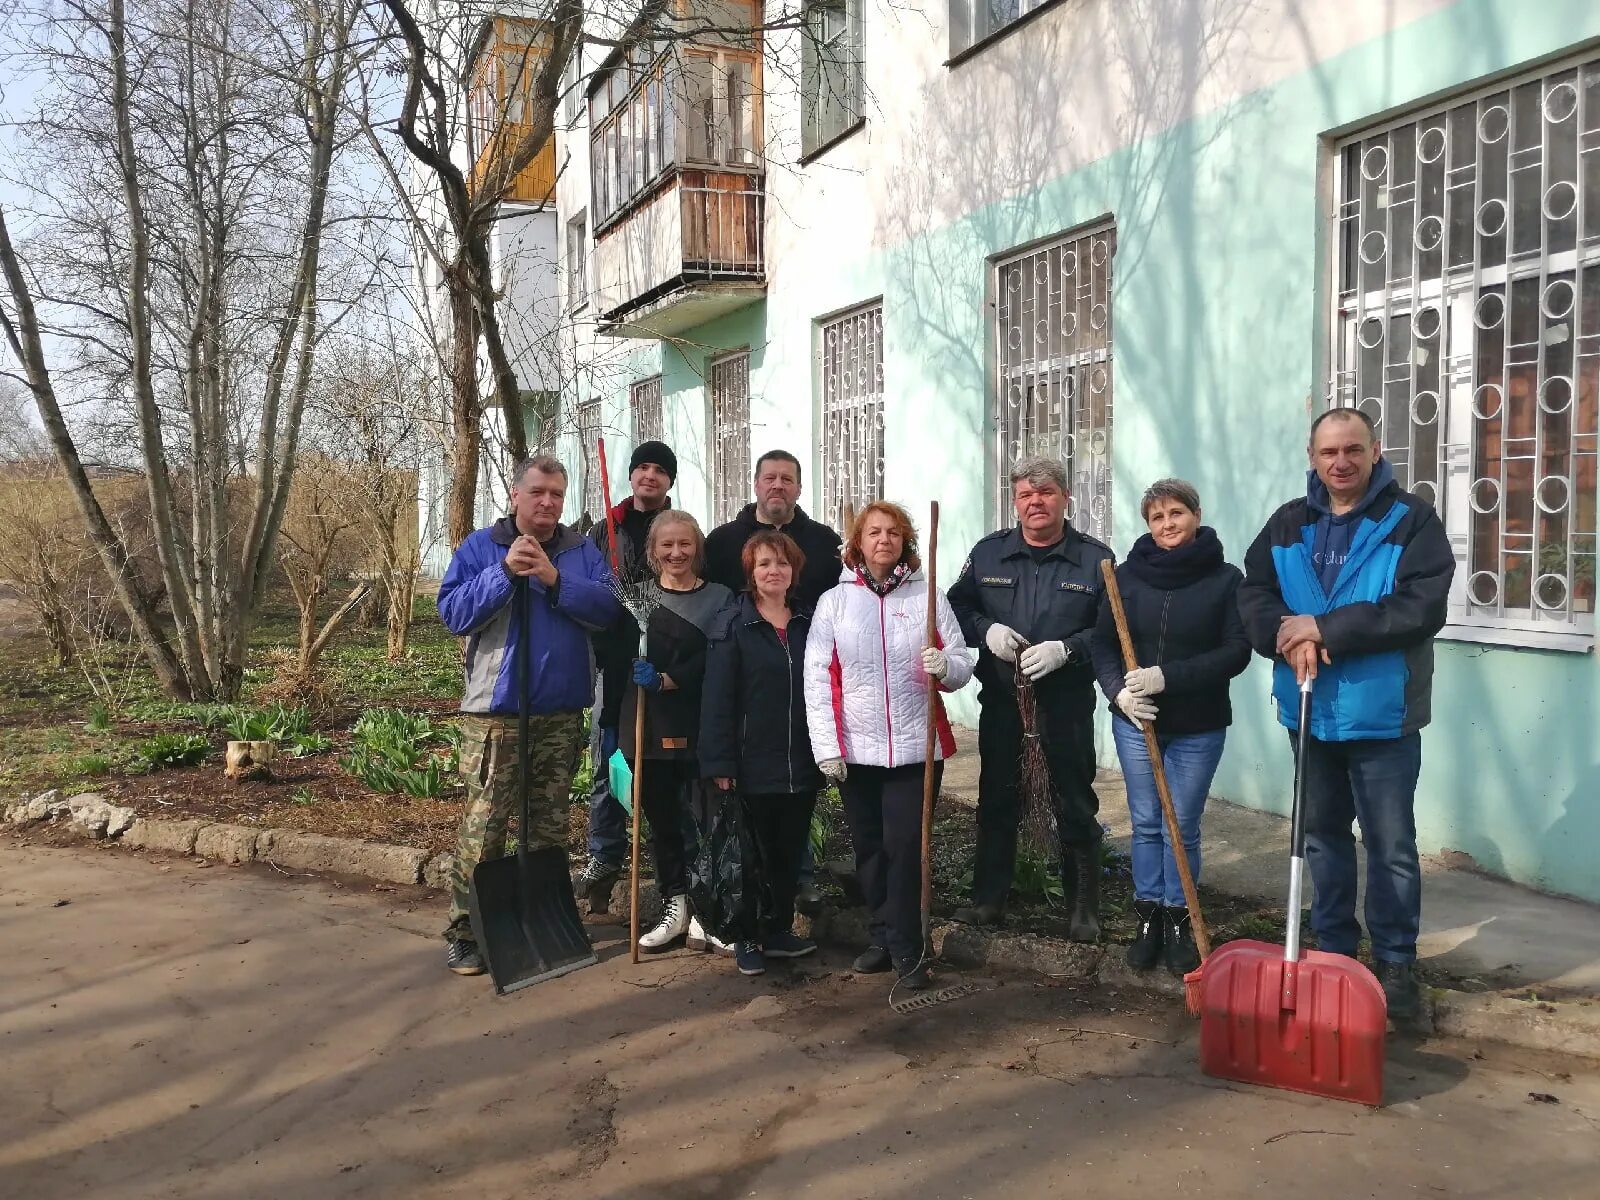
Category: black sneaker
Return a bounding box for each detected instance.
[736,942,766,976]
[893,958,931,990]
[1125,899,1164,971]
[1376,960,1421,1022]
[446,940,485,976]
[576,858,622,914]
[852,945,893,974]
[1163,906,1200,976]
[762,931,817,959]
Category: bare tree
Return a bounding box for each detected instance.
[0,0,368,699]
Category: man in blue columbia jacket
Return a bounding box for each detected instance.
[435,456,620,977]
[1238,409,1453,1020]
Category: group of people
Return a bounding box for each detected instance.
[435,407,1453,1017]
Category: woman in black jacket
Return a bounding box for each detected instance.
[621,511,734,952]
[1091,479,1251,976]
[699,530,824,977]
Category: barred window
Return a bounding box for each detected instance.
[801,0,862,158]
[631,375,663,444]
[818,302,883,529]
[993,225,1115,543]
[1330,57,1599,647]
[709,352,751,525]
[577,397,604,521]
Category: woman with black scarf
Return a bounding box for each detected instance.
[1091,479,1251,976]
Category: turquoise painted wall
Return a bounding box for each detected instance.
[581,0,1600,901]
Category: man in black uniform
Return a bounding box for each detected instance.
[575,439,675,912]
[704,448,842,914]
[948,455,1114,942]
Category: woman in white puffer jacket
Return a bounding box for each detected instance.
[804,501,973,989]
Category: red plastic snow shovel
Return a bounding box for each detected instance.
[1195,676,1388,1106]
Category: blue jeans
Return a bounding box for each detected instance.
[1113,720,1225,907]
[1299,731,1422,963]
[587,722,628,867]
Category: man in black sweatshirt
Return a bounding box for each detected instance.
[576,439,676,911]
[703,449,843,913]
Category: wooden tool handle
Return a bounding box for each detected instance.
[629,694,645,965]
[1099,559,1211,960]
[920,501,940,952]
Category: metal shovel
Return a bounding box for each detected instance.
[468,577,598,994]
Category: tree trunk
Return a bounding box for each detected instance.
[445,279,483,548]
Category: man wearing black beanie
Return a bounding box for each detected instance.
[576,438,677,912]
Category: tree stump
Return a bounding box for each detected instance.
[225,740,276,781]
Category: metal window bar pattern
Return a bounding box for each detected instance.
[631,376,664,444]
[819,303,884,527]
[577,398,605,521]
[710,353,752,526]
[993,226,1115,542]
[1331,57,1600,636]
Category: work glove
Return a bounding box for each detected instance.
[1116,688,1159,723]
[631,658,663,692]
[921,646,949,681]
[1018,640,1070,681]
[1124,665,1165,696]
[817,757,848,783]
[984,623,1026,663]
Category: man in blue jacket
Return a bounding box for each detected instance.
[435,455,620,976]
[1238,409,1454,1020]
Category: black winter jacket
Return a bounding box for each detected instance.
[1090,530,1251,736]
[704,504,843,613]
[591,498,669,728]
[699,594,824,796]
[619,580,733,763]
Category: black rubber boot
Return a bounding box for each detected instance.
[1163,906,1200,975]
[1125,899,1164,971]
[1067,842,1101,943]
[951,902,1005,927]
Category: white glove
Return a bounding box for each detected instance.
[1124,665,1165,696]
[1116,688,1159,723]
[921,645,949,681]
[818,757,848,783]
[984,623,1026,663]
[1018,640,1070,681]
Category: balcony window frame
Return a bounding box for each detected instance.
[565,210,589,312]
[946,0,1070,67]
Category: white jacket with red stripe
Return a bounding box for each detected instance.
[803,565,974,769]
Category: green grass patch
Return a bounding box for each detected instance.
[135,733,211,771]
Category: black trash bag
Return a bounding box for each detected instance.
[686,781,770,944]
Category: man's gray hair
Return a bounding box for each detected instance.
[1140,477,1202,520]
[512,455,568,486]
[1009,455,1069,493]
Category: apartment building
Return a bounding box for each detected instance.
[433,0,1600,902]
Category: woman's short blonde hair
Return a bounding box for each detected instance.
[644,510,706,576]
[843,500,921,573]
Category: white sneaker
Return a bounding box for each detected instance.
[639,895,691,951]
[687,916,733,957]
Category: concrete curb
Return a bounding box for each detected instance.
[10,804,1600,1061]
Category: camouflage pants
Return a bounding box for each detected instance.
[444,711,585,942]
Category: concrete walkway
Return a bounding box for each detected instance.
[941,726,1600,996]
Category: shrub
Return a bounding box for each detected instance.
[339,707,455,797]
[223,703,311,743]
[135,733,211,771]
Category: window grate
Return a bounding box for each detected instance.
[577,397,604,522]
[709,352,751,526]
[631,375,663,444]
[992,225,1115,543]
[1329,56,1599,640]
[818,302,883,529]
